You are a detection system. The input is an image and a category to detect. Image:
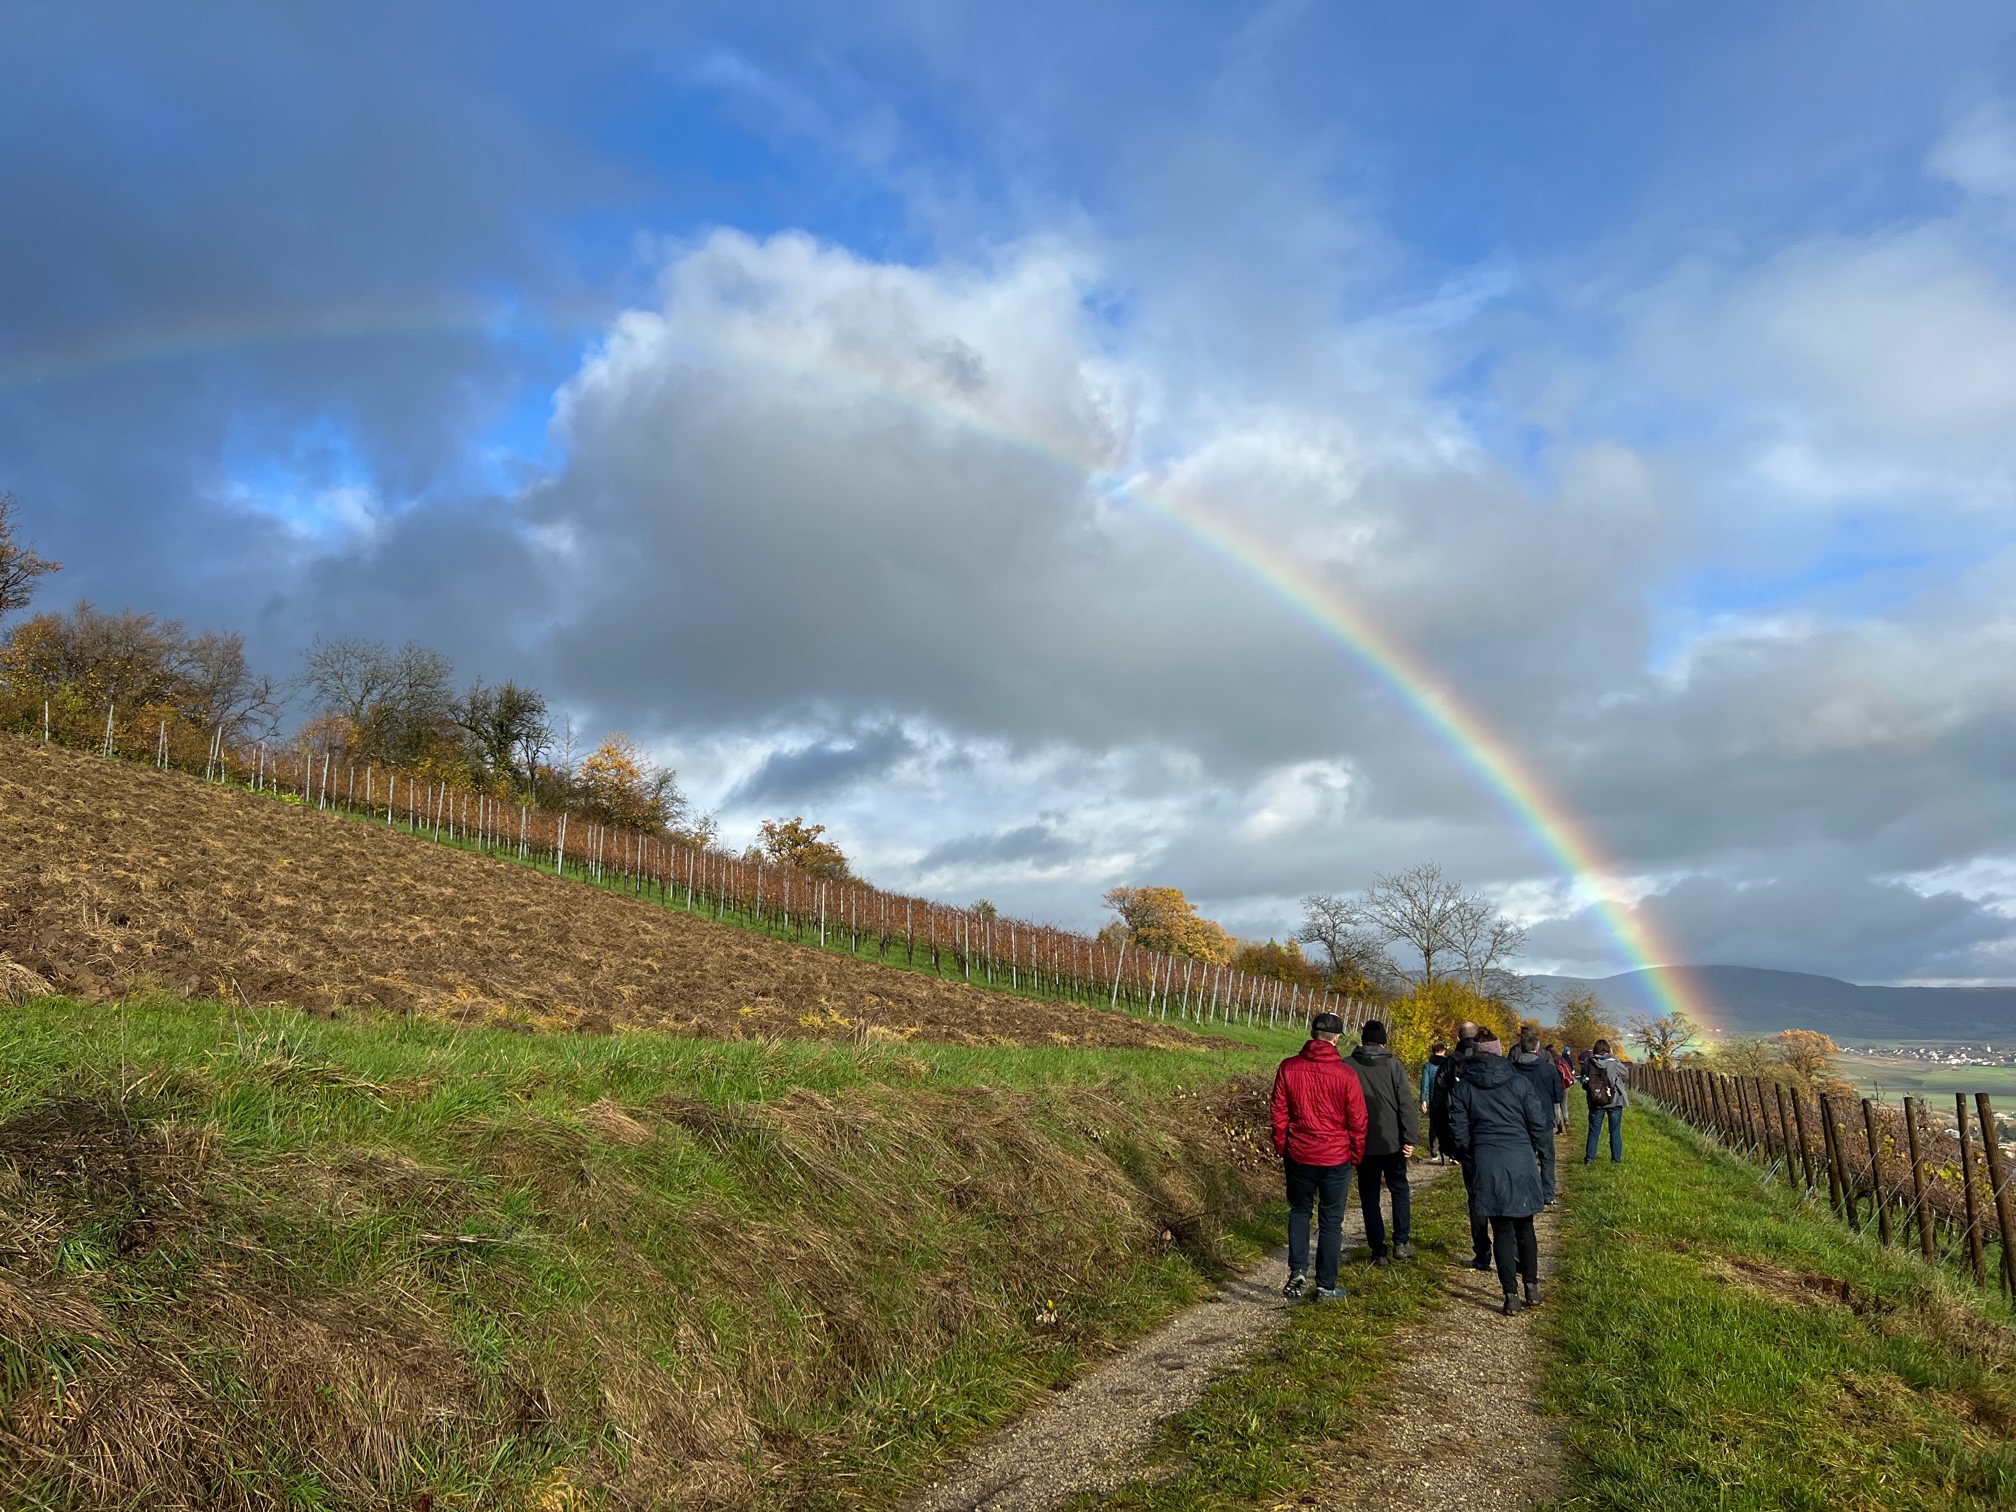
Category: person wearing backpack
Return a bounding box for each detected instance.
[1581,1038,1629,1164]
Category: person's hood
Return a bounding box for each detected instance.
[1510,1049,1545,1067]
[1592,1053,1624,1068]
[1428,1053,1450,1066]
[1464,1050,1516,1089]
[1350,1043,1393,1066]
[1298,1038,1343,1064]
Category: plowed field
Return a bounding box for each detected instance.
[0,737,1219,1050]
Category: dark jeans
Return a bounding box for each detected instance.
[1456,1150,1490,1263]
[1285,1158,1353,1289]
[1359,1150,1412,1257]
[1586,1106,1624,1163]
[1489,1214,1539,1292]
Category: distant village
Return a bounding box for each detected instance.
[1845,1042,2016,1067]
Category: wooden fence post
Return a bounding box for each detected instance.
[1822,1094,1855,1227]
[1903,1096,1935,1261]
[1789,1089,1817,1191]
[1955,1092,1988,1287]
[1976,1094,2016,1296]
[1862,1098,1893,1246]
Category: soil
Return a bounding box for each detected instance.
[0,737,1223,1051]
[907,1162,1454,1512]
[1309,1171,1565,1511]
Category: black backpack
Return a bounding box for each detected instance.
[1586,1059,1621,1109]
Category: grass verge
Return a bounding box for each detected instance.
[1,994,1280,1510]
[1073,1161,1476,1509]
[1543,1103,2016,1511]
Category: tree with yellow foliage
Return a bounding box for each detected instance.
[1387,979,1516,1071]
[1102,886,1235,964]
[754,816,854,880]
[1230,937,1325,986]
[575,734,690,833]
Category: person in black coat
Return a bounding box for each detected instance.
[1448,1044,1552,1315]
[1431,1033,1491,1269]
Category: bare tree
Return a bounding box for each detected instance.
[180,630,283,739]
[299,636,457,765]
[0,493,60,621]
[1356,863,1470,982]
[1295,894,1397,992]
[1448,896,1527,988]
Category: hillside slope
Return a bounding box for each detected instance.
[1528,964,2016,1039]
[0,737,1211,1051]
[0,996,1277,1510]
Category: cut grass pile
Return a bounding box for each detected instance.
[1545,1104,2016,1511]
[0,994,1283,1510]
[0,735,1226,1052]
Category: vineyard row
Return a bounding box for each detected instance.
[9,697,1376,1036]
[1631,1062,2016,1300]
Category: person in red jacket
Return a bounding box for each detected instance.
[1270,1010,1370,1301]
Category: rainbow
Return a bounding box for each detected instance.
[1108,469,1704,1028]
[3,299,1705,1027]
[662,336,1707,1028]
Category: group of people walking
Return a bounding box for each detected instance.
[1269,1011,1632,1316]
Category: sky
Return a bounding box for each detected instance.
[4,1,2016,986]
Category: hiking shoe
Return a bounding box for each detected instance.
[1311,1286,1346,1302]
[1502,1291,1524,1317]
[1523,1280,1544,1307]
[1394,1241,1415,1260]
[1371,1252,1392,1268]
[1281,1272,1310,1300]
[1471,1255,1494,1272]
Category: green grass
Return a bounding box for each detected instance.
[1544,1105,2016,1511]
[1071,1163,1476,1509]
[0,994,1287,1509]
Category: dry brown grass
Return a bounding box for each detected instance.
[0,735,1216,1052]
[0,1064,1280,1510]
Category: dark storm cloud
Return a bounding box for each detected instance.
[726,722,920,808]
[917,823,1080,873]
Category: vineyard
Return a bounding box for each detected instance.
[0,700,1375,1038]
[1631,1061,2016,1302]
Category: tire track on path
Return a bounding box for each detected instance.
[907,1162,1454,1512]
[1306,1140,1569,1512]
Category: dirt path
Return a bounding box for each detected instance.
[907,1163,1452,1512]
[1309,1153,1568,1511]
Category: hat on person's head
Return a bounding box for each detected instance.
[1361,1019,1388,1045]
[1311,1011,1345,1036]
[1477,1033,1504,1055]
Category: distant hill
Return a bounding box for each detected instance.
[1523,964,2016,1043]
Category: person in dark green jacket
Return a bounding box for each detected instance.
[1348,1021,1419,1264]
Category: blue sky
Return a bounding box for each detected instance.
[5,2,2016,983]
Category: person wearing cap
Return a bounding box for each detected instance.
[1270,1011,1369,1302]
[1349,1020,1418,1264]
